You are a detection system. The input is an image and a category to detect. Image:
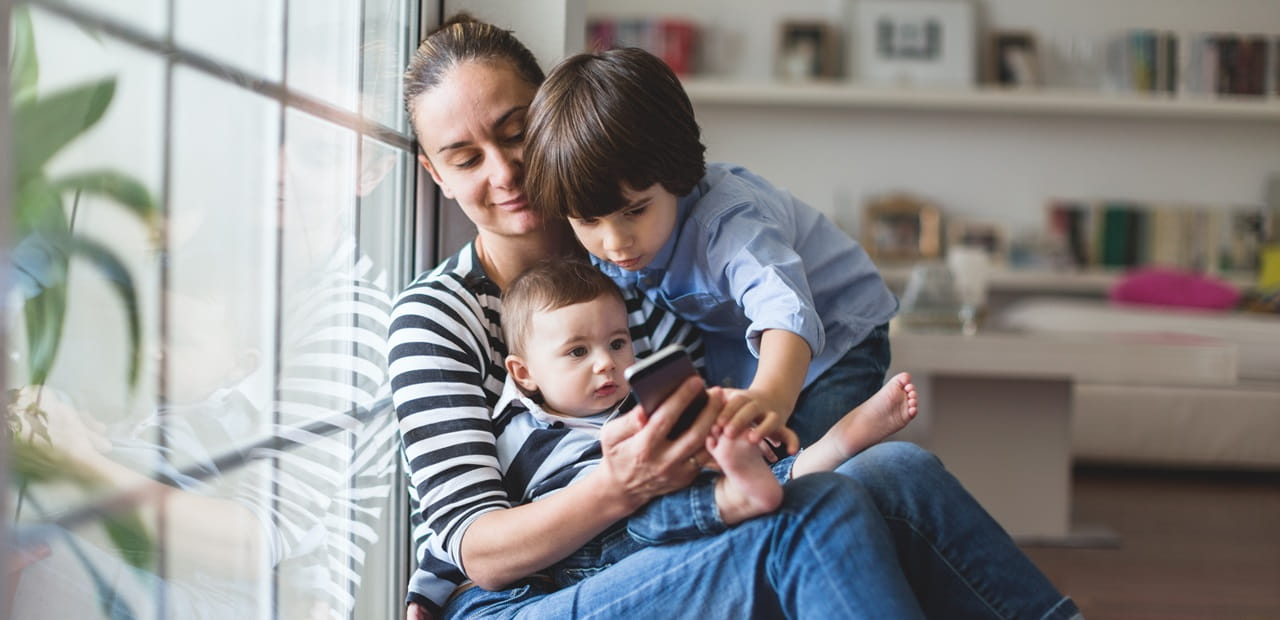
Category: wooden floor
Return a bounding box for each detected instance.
[1020,466,1280,620]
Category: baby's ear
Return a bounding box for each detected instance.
[505,354,538,392]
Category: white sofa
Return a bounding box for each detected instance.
[995,297,1280,470]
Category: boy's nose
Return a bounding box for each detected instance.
[602,229,629,251]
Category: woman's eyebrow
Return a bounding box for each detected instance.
[436,105,529,154]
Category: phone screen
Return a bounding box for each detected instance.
[625,345,708,439]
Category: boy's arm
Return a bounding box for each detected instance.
[747,329,811,422]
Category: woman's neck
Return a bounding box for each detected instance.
[475,224,581,289]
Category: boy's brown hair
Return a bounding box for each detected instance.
[525,47,706,220]
[502,260,627,358]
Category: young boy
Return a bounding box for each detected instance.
[524,47,901,448]
[495,260,917,585]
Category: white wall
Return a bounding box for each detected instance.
[585,0,1280,239]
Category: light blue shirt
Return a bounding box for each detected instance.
[595,163,898,390]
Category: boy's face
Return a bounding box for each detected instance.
[507,295,635,417]
[568,183,678,272]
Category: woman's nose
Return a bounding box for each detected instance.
[489,147,522,189]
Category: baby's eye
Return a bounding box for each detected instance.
[504,131,525,144]
[609,338,627,351]
[568,346,588,358]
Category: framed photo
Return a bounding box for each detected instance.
[777,21,839,80]
[848,0,976,87]
[862,194,942,262]
[988,30,1040,87]
[947,217,1008,263]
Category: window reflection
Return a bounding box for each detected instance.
[6,3,414,619]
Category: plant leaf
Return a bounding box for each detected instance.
[10,6,38,102]
[102,513,155,572]
[22,273,68,388]
[12,78,116,187]
[14,174,71,239]
[9,438,155,573]
[71,237,143,388]
[51,170,158,228]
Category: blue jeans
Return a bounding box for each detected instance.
[446,472,926,619]
[449,443,1080,619]
[790,322,892,447]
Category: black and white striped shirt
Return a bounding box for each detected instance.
[388,242,701,614]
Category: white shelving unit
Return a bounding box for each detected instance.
[682,79,1280,123]
[878,265,1259,295]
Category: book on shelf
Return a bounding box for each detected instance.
[1111,29,1275,97]
[585,17,699,76]
[1046,200,1261,274]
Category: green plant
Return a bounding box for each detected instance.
[7,6,158,615]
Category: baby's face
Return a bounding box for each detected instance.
[516,295,634,417]
[567,183,678,272]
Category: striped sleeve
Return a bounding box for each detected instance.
[388,247,510,610]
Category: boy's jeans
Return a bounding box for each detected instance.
[790,321,892,447]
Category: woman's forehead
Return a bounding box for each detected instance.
[413,61,535,135]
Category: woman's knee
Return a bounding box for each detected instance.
[833,441,949,496]
[779,471,876,518]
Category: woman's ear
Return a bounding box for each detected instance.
[418,153,455,199]
[505,354,538,392]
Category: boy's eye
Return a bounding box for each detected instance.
[504,131,525,144]
[568,346,587,358]
[625,206,647,217]
[609,338,627,351]
[455,155,479,169]
[575,216,599,226]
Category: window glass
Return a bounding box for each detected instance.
[6,2,417,618]
[174,0,284,81]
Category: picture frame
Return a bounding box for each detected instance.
[947,217,1008,263]
[862,193,942,262]
[848,0,976,87]
[988,30,1040,87]
[777,21,839,80]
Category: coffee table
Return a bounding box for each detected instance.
[888,327,1237,542]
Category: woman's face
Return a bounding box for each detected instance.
[412,61,541,238]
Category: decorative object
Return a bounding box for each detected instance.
[862,193,942,262]
[847,0,976,87]
[988,30,1040,87]
[776,21,839,80]
[947,217,1008,263]
[898,262,963,329]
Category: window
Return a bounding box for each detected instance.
[5,1,419,617]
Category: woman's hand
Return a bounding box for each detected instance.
[598,376,721,508]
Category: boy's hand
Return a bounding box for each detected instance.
[716,388,798,456]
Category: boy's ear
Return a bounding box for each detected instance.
[418,153,455,199]
[505,354,538,392]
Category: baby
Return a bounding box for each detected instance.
[495,260,918,533]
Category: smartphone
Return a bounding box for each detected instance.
[624,344,709,439]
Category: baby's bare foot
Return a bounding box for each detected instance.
[793,372,919,477]
[710,433,783,525]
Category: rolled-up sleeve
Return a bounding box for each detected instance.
[706,204,825,359]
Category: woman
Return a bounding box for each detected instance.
[389,14,1080,620]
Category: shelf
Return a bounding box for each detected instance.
[681,79,1280,122]
[879,265,1259,295]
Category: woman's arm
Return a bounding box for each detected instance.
[458,376,717,590]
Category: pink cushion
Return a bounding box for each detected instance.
[1110,268,1241,310]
